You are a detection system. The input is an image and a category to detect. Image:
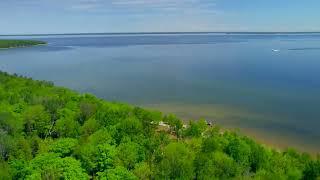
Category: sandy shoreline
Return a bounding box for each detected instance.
[143,103,320,155]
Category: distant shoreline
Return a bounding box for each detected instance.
[0,39,46,49]
[0,44,46,50]
[1,31,320,37]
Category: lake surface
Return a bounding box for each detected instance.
[1,33,320,153]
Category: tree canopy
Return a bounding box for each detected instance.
[0,71,319,179]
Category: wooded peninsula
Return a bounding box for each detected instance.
[0,71,319,179]
[0,40,46,49]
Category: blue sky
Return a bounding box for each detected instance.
[1,0,320,34]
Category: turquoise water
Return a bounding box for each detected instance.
[1,33,320,152]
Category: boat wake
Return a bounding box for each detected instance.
[288,47,320,51]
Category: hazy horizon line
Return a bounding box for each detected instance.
[1,31,320,36]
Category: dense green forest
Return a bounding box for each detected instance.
[0,40,46,49]
[0,71,319,180]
